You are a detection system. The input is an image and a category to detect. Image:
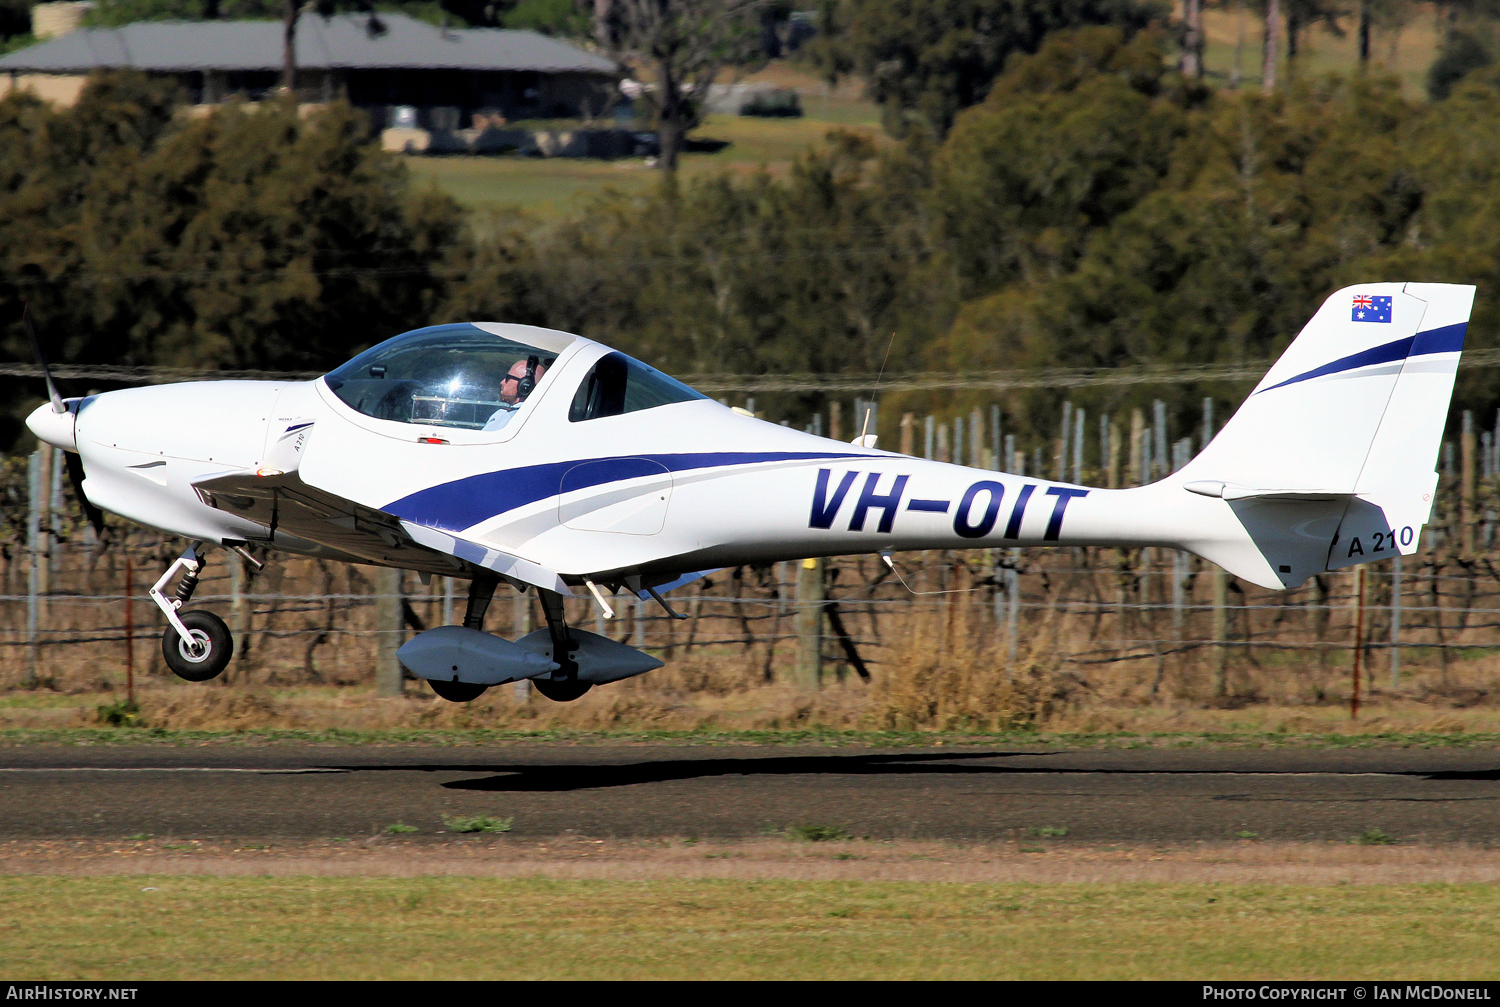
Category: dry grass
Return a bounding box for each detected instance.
[8,632,1500,739]
[4,836,1500,885]
[868,604,1072,732]
[9,529,1500,740]
[3,869,1499,978]
[1198,0,1447,99]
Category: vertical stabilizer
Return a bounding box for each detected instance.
[1174,282,1474,587]
[1325,282,1474,570]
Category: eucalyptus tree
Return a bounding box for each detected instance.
[596,0,765,171]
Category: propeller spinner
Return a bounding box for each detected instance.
[21,305,105,537]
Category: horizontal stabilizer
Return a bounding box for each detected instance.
[1172,282,1473,588]
[1184,481,1351,502]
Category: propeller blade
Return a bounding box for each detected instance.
[21,303,64,415]
[63,450,105,538]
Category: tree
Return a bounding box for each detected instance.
[1429,28,1492,97]
[801,0,856,91]
[83,0,280,24]
[0,0,34,41]
[503,0,592,35]
[811,0,1163,139]
[1284,0,1344,63]
[597,0,767,172]
[928,27,1185,298]
[1263,0,1280,91]
[0,73,461,388]
[280,1,385,94]
[1181,0,1202,76]
[83,0,461,24]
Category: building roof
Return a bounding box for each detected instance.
[0,13,617,75]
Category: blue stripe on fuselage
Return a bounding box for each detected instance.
[386,451,868,533]
[1257,321,1467,395]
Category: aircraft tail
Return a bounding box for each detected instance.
[1173,282,1475,589]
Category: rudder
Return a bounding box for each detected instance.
[1175,282,1474,588]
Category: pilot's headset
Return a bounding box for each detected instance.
[516,355,540,400]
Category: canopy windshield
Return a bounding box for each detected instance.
[324,324,566,431]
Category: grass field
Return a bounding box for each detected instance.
[401,65,882,220]
[403,11,1461,220]
[403,113,884,220]
[9,667,1500,742]
[2,875,1497,979]
[1199,3,1445,97]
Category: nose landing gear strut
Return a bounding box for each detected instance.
[150,544,234,682]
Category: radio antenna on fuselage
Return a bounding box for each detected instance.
[859,330,897,443]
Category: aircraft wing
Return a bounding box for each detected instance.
[192,470,569,594]
[399,521,572,595]
[192,470,460,575]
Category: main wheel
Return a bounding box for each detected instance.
[532,677,593,702]
[161,610,233,682]
[428,679,488,703]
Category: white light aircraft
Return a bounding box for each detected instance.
[24,282,1475,702]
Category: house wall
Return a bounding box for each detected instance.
[2,66,618,122]
[0,72,88,105]
[30,2,92,40]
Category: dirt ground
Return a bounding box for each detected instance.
[2,836,1498,885]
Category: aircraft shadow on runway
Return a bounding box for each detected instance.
[310,752,1500,793]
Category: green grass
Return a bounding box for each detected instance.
[404,14,1454,222]
[93,699,141,727]
[1199,5,1446,100]
[2,878,1498,979]
[1356,828,1399,846]
[403,110,884,220]
[442,814,514,834]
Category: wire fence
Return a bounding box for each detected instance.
[4,505,1499,707]
[5,415,1500,706]
[7,346,1500,392]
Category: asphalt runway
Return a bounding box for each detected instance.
[0,745,1497,843]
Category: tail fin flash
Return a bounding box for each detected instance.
[1178,282,1474,587]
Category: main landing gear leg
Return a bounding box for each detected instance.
[151,544,233,682]
[463,574,499,630]
[532,589,591,703]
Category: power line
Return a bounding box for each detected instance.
[3,348,1496,393]
[0,363,322,383]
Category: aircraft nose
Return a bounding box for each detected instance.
[26,400,77,452]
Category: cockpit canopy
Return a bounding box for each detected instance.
[323,322,708,432]
[567,352,708,422]
[324,324,566,431]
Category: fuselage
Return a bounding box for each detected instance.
[30,325,1265,589]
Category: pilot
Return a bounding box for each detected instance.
[482,356,546,431]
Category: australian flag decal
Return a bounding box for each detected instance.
[1351,294,1392,323]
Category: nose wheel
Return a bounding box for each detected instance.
[149,544,237,682]
[161,610,234,682]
